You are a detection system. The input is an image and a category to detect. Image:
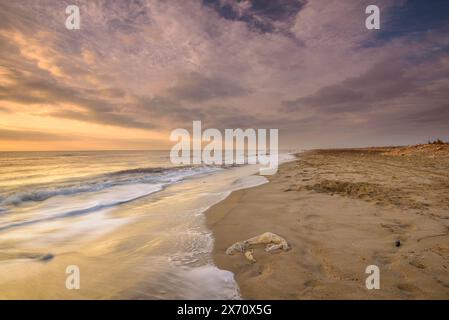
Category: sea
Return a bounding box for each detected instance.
[0,150,294,299]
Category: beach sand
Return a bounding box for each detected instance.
[206,146,449,299]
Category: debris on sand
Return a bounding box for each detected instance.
[226,232,290,262]
[244,250,257,263]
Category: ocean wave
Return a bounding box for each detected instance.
[0,165,221,208]
[108,165,192,176]
[0,183,163,232]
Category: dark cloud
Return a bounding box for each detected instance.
[203,0,305,35]
[400,104,449,126]
[281,56,449,123]
[134,95,207,124]
[166,72,251,103]
[282,61,406,112]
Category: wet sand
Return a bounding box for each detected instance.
[206,146,449,299]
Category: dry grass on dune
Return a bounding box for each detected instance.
[381,141,449,158]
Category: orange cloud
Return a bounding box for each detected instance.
[0,30,66,78]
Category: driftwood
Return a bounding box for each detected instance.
[225,232,290,263]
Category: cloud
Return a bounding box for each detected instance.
[0,0,448,150]
[167,72,251,102]
[203,0,305,35]
[0,128,74,141]
[281,53,449,116]
[0,71,156,129]
[0,29,69,78]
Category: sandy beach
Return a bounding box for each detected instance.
[206,145,449,299]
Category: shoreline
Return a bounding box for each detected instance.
[205,148,449,299]
[0,161,267,299]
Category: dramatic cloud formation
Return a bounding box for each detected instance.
[0,0,448,150]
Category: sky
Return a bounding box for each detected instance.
[0,0,448,151]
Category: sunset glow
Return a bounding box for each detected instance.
[1,0,448,150]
